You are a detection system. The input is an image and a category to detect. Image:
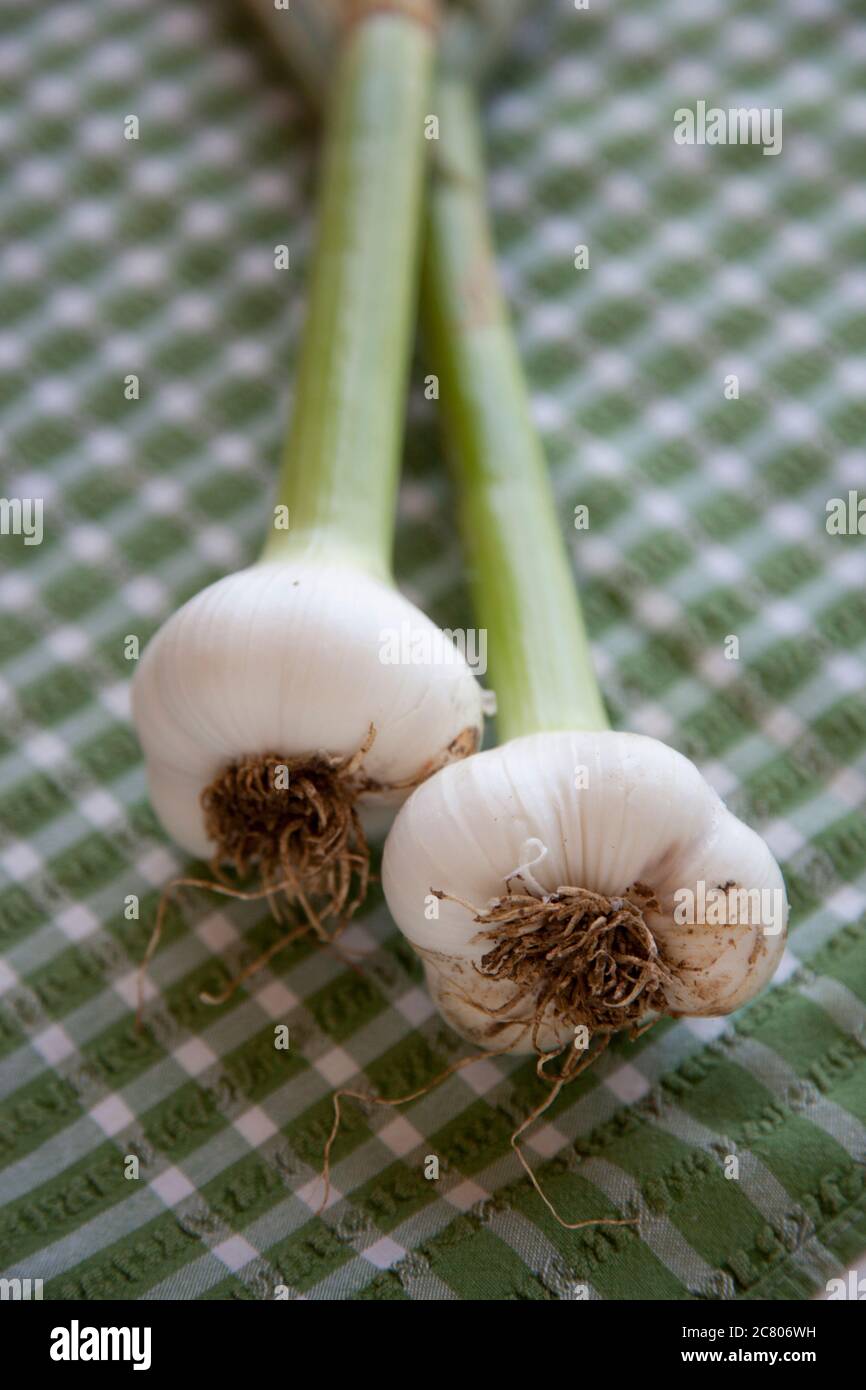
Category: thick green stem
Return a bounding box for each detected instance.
[262,10,434,581]
[423,74,609,741]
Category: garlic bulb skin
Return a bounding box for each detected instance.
[382,730,787,1054]
[132,561,484,859]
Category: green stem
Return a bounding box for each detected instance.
[261,10,434,582]
[423,74,609,741]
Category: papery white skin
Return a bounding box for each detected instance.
[383,730,787,1054]
[132,561,484,858]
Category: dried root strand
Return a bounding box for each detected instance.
[316,1046,507,1215]
[134,874,316,1032]
[404,878,671,1230]
[510,1035,639,1232]
[199,723,478,929]
[467,880,671,1050]
[138,725,478,1028]
[315,1025,647,1235]
[201,727,378,929]
[136,731,379,1032]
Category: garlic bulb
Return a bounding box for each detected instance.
[133,560,483,860]
[383,730,787,1054]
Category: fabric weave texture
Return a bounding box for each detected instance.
[1,0,865,1300]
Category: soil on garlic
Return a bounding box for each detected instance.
[433,879,675,1051]
[201,723,481,928]
[201,743,372,927]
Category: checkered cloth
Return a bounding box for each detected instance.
[2,0,865,1301]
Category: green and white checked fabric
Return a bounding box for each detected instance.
[2,0,865,1301]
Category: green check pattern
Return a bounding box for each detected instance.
[2,0,866,1301]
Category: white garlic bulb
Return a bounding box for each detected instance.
[132,560,483,860]
[382,730,787,1054]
